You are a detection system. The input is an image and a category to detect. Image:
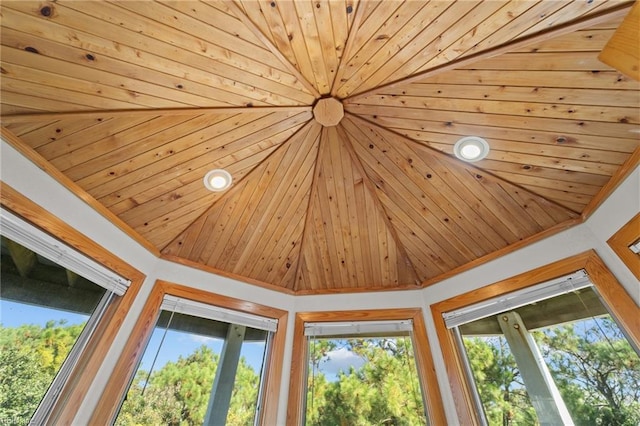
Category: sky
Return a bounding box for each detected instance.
[138,326,267,376]
[5,298,633,384]
[316,346,366,381]
[1,299,88,327]
[1,298,369,385]
[0,299,267,374]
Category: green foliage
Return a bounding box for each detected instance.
[3,315,638,426]
[116,368,185,426]
[0,317,261,425]
[0,320,85,421]
[463,336,537,425]
[116,345,260,426]
[227,357,261,425]
[463,316,640,426]
[0,344,51,421]
[534,318,640,426]
[306,337,427,426]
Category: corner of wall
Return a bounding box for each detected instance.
[584,166,639,304]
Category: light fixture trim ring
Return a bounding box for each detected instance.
[203,168,232,192]
[453,136,490,162]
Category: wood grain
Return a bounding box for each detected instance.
[599,0,640,80]
[347,2,634,100]
[295,125,419,291]
[607,213,640,281]
[1,0,637,294]
[162,121,321,290]
[1,126,160,255]
[341,113,579,283]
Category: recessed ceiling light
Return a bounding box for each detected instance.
[203,169,232,192]
[453,136,490,162]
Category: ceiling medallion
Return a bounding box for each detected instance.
[313,97,344,127]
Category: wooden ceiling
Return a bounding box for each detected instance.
[1,1,638,294]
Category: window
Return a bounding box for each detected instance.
[607,213,640,280]
[288,309,447,425]
[0,207,130,425]
[95,280,288,425]
[305,320,427,425]
[114,296,276,425]
[432,251,640,425]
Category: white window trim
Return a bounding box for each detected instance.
[304,320,413,337]
[162,295,278,332]
[442,269,591,329]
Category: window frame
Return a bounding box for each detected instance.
[0,182,146,424]
[431,250,640,425]
[93,279,289,425]
[287,308,447,425]
[608,212,640,280]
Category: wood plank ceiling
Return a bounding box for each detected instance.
[1,1,638,293]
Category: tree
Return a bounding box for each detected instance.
[226,357,261,425]
[306,337,427,426]
[463,336,536,425]
[534,318,640,426]
[115,369,183,426]
[0,344,51,421]
[0,317,263,425]
[462,316,640,426]
[306,339,336,424]
[0,320,85,421]
[116,345,261,426]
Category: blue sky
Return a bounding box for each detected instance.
[0,299,267,374]
[1,299,88,327]
[2,299,413,386]
[139,326,267,375]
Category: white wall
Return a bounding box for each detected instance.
[585,166,639,303]
[1,138,638,425]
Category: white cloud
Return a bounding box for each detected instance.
[189,334,217,344]
[319,347,365,376]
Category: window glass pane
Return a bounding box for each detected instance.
[532,316,640,425]
[115,310,269,425]
[462,335,537,424]
[458,285,640,426]
[305,334,427,425]
[0,237,108,423]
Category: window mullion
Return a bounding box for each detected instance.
[452,327,488,426]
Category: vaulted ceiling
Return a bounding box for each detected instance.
[1,1,638,293]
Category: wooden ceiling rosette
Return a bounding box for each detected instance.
[1,1,638,293]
